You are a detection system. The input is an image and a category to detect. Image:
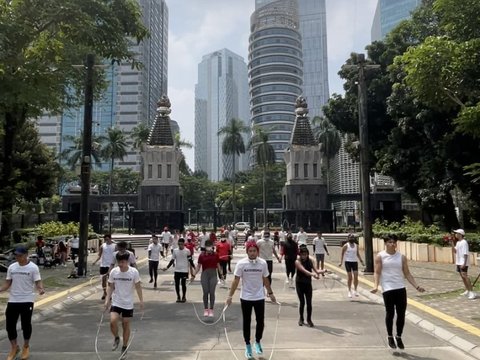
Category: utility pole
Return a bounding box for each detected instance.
[346,54,379,274]
[78,54,95,277]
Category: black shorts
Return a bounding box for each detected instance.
[71,248,79,255]
[315,254,325,263]
[456,265,468,273]
[100,267,109,275]
[345,261,358,272]
[110,306,133,318]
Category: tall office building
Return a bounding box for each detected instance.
[194,49,250,181]
[249,0,304,163]
[371,0,421,41]
[36,0,168,171]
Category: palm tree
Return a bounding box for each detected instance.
[218,118,249,222]
[174,132,193,175]
[60,132,103,170]
[101,127,128,194]
[312,116,341,193]
[249,125,276,228]
[131,122,150,150]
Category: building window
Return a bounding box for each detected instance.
[165,194,170,210]
[156,195,161,208]
[148,165,153,179]
[313,163,318,178]
[304,163,308,178]
[146,195,151,210]
[294,163,299,178]
[167,164,172,178]
[158,164,162,178]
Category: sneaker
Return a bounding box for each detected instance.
[208,309,214,318]
[245,344,253,359]
[254,342,263,355]
[112,336,120,351]
[461,290,469,296]
[387,336,397,349]
[285,278,290,284]
[153,283,157,289]
[348,291,352,298]
[203,309,209,317]
[181,297,186,303]
[354,291,359,297]
[307,320,314,327]
[6,346,20,360]
[298,319,304,326]
[176,297,181,303]
[149,278,153,283]
[20,346,30,360]
[120,345,128,360]
[395,336,405,350]
[468,291,477,300]
[101,294,106,300]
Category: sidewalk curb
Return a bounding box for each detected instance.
[325,267,480,360]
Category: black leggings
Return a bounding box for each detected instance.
[266,260,273,285]
[149,260,159,282]
[218,260,228,280]
[285,259,296,278]
[382,288,407,337]
[6,302,34,341]
[240,299,265,345]
[296,282,312,322]
[174,272,188,299]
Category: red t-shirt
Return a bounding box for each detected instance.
[216,241,231,261]
[185,241,195,256]
[198,252,219,270]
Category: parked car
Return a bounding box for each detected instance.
[235,222,250,231]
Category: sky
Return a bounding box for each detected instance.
[166,0,378,169]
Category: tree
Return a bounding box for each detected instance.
[0,0,147,240]
[91,168,141,194]
[312,116,341,192]
[218,118,249,221]
[101,127,128,194]
[131,122,150,150]
[60,132,103,170]
[174,132,193,175]
[249,126,276,228]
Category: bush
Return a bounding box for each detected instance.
[34,221,94,238]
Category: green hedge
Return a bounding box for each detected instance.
[373,217,480,252]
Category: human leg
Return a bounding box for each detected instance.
[208,269,217,309]
[181,272,187,300]
[305,283,313,325]
[296,282,306,324]
[148,260,154,281]
[121,317,131,347]
[241,299,254,344]
[5,302,21,352]
[266,260,273,285]
[253,299,265,343]
[394,288,407,337]
[382,290,395,337]
[19,303,34,344]
[152,261,159,286]
[174,272,181,300]
[110,310,120,350]
[201,271,210,309]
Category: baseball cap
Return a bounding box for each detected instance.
[14,246,28,255]
[453,229,465,236]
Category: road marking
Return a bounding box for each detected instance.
[325,262,480,338]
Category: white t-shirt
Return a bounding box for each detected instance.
[455,239,469,266]
[199,233,209,248]
[172,248,193,273]
[379,250,405,292]
[108,266,140,310]
[111,250,136,267]
[100,243,117,267]
[69,237,80,249]
[148,243,163,261]
[257,239,275,261]
[345,243,358,262]
[247,235,258,243]
[161,231,172,244]
[234,257,269,301]
[313,237,327,255]
[296,231,308,245]
[6,262,41,303]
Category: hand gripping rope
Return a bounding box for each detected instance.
[223,301,282,360]
[94,308,145,360]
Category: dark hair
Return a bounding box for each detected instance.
[286,234,293,241]
[117,241,127,250]
[116,252,130,262]
[299,246,309,255]
[178,238,185,244]
[104,234,112,239]
[384,234,398,242]
[205,240,213,248]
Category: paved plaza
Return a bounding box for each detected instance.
[0,246,478,359]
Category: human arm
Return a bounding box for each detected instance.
[35,280,45,295]
[135,281,144,311]
[338,244,346,266]
[324,242,329,256]
[225,276,240,307]
[104,282,114,310]
[357,247,365,266]
[163,258,175,271]
[263,276,276,303]
[295,259,320,278]
[0,279,12,293]
[402,256,424,292]
[93,246,103,265]
[371,254,382,293]
[188,256,195,279]
[273,245,281,263]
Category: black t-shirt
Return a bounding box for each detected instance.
[296,257,313,284]
[283,241,298,260]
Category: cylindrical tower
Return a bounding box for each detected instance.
[249,0,303,163]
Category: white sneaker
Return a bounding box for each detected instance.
[461,290,469,296]
[468,292,477,300]
[286,278,290,284]
[354,291,359,297]
[348,291,352,298]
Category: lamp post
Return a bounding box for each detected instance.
[253,208,257,229]
[188,208,191,226]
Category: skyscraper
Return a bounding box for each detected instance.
[249,0,304,163]
[249,0,329,163]
[371,0,421,41]
[194,49,250,181]
[36,0,168,171]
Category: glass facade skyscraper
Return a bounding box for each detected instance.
[195,49,250,181]
[249,0,303,163]
[371,0,421,41]
[36,0,168,171]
